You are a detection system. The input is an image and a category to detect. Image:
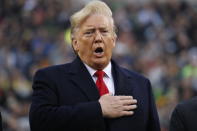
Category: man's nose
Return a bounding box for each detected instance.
[94,30,102,43]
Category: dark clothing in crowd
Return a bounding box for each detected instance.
[0,112,2,131]
[170,97,197,131]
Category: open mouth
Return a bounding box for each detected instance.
[94,47,104,57]
[95,47,103,53]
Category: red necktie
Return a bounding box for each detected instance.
[95,70,109,96]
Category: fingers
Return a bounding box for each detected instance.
[122,99,137,105]
[102,93,113,96]
[120,104,137,116]
[99,94,138,118]
[123,104,137,111]
[119,96,133,100]
[114,95,137,106]
[121,111,134,116]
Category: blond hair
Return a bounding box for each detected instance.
[70,0,116,37]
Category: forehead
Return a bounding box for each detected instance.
[80,14,113,29]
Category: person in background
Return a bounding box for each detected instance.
[0,112,2,131]
[29,1,160,131]
[170,96,197,131]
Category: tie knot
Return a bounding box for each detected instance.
[95,70,105,78]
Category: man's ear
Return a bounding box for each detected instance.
[112,35,116,47]
[72,38,79,52]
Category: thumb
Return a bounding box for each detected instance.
[101,93,113,97]
[107,92,113,96]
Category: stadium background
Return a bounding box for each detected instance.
[0,0,196,130]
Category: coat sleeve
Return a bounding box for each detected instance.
[146,80,161,131]
[29,69,105,131]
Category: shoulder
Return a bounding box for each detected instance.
[170,97,197,130]
[33,62,71,79]
[176,97,197,113]
[120,66,149,83]
[172,97,197,121]
[37,63,70,73]
[112,60,148,81]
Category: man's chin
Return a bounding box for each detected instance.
[92,58,109,70]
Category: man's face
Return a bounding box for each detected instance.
[72,14,116,70]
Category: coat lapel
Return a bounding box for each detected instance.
[68,57,134,100]
[68,57,100,101]
[112,60,134,96]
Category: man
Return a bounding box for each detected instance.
[29,1,160,131]
[170,97,197,131]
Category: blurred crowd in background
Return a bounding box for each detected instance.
[0,0,196,130]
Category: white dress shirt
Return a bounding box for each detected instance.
[84,62,115,95]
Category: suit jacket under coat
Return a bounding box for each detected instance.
[29,57,160,131]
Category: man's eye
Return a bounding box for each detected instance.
[102,30,108,33]
[101,30,110,35]
[84,31,93,35]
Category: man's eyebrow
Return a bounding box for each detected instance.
[83,26,95,30]
[84,25,108,28]
[99,26,108,29]
[84,27,95,30]
[84,25,94,28]
[82,26,111,32]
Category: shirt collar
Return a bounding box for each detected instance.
[84,62,112,78]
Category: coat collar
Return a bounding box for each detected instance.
[69,57,100,101]
[111,60,133,96]
[68,57,133,100]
